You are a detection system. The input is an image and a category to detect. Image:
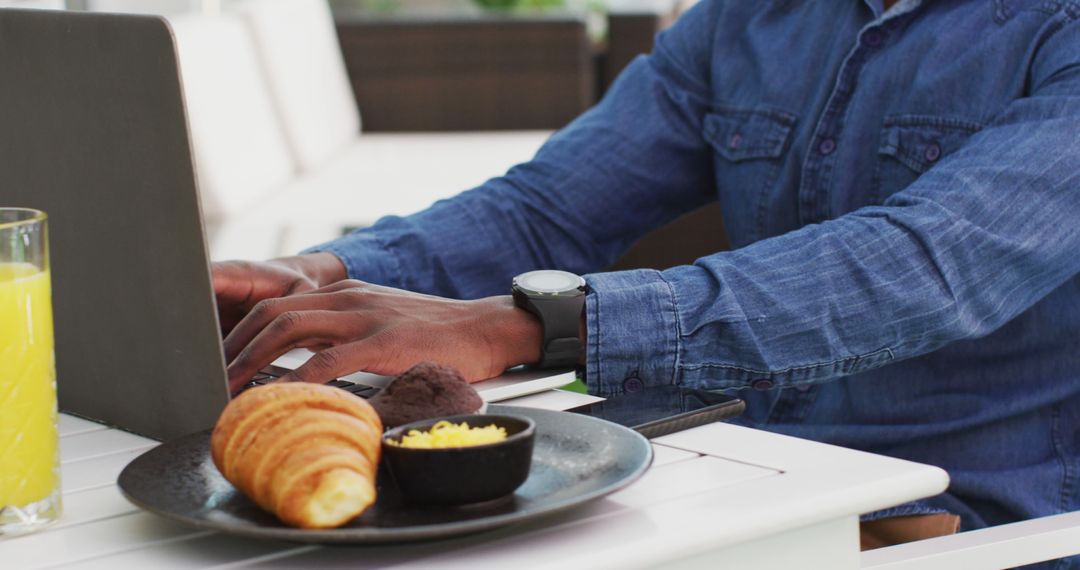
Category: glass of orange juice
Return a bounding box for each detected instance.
[0,208,60,534]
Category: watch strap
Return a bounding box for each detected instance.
[512,290,584,368]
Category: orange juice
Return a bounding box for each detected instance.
[0,263,59,507]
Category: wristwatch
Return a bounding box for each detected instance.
[512,270,587,368]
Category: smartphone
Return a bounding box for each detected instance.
[569,386,745,439]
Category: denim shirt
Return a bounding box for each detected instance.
[310,0,1080,546]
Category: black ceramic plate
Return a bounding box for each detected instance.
[117,405,653,544]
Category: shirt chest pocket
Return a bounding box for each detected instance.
[703,106,796,243]
[874,116,983,204]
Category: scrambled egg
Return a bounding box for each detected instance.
[388,420,507,449]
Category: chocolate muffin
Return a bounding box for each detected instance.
[369,362,484,428]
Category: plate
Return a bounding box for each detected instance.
[117,405,653,544]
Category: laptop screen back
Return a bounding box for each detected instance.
[0,10,229,440]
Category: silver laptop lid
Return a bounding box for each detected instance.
[0,9,229,440]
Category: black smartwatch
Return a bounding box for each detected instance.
[512,270,587,368]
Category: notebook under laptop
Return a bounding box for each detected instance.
[0,9,573,441]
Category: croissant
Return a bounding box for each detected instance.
[211,383,383,529]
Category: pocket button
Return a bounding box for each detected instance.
[925,142,942,162]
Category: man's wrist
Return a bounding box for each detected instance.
[479,295,543,368]
[475,295,588,370]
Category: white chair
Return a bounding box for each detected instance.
[168,14,295,221]
[214,0,551,259]
[229,0,360,172]
[86,0,198,13]
[0,0,63,8]
[862,510,1080,569]
[235,129,553,256]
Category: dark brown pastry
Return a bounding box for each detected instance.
[369,362,485,428]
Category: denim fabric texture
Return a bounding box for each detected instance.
[309,0,1080,561]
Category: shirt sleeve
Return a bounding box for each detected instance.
[584,19,1080,396]
[305,0,720,299]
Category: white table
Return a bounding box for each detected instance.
[2,403,948,570]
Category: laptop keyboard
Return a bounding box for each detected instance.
[245,364,381,399]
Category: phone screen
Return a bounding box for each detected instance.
[569,386,744,438]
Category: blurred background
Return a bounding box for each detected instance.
[1,0,724,267]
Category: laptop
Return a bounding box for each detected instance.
[0,9,574,441]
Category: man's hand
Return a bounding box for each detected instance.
[212,252,347,335]
[222,280,542,394]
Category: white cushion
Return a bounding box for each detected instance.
[168,14,296,219]
[0,0,63,8]
[86,0,197,14]
[209,130,552,260]
[230,0,361,172]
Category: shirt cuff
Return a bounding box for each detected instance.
[301,229,403,287]
[583,269,681,397]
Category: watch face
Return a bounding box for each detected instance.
[514,270,586,296]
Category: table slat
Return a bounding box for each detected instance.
[58,415,109,438]
[0,512,207,569]
[62,447,156,493]
[654,422,902,472]
[52,485,139,532]
[56,533,307,570]
[60,429,157,464]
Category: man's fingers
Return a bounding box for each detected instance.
[212,262,255,306]
[225,310,354,394]
[212,259,318,316]
[278,340,379,386]
[223,291,353,361]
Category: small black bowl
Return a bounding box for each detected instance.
[382,414,535,506]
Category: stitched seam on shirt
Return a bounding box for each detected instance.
[1050,403,1077,518]
[882,114,985,131]
[711,102,798,125]
[656,270,684,387]
[590,286,607,395]
[681,346,894,375]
